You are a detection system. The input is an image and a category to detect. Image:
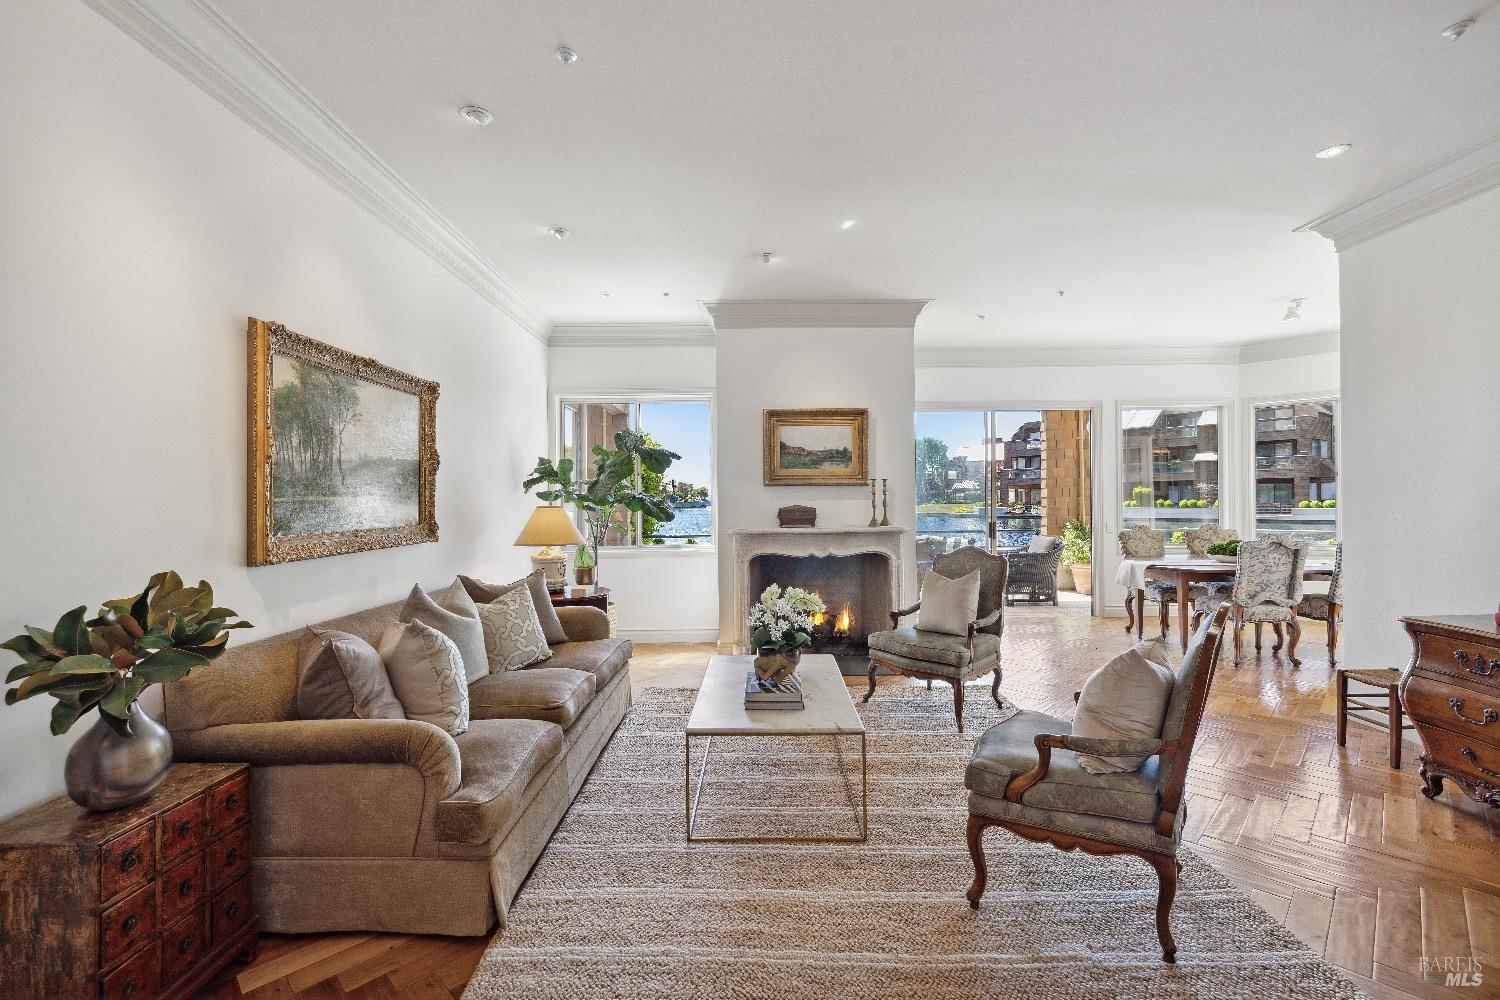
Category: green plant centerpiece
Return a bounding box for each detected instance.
[1205,539,1242,563]
[522,429,681,582]
[3,572,251,810]
[746,585,826,682]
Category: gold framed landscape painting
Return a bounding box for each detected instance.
[762,408,869,486]
[248,318,440,565]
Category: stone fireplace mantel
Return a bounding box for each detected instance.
[729,526,907,650]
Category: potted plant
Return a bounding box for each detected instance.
[746,584,826,682]
[573,544,596,586]
[1061,519,1093,595]
[522,429,680,584]
[3,572,250,810]
[1206,539,1242,563]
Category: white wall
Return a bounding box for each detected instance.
[547,337,719,640]
[716,327,917,635]
[0,1,548,819]
[1338,186,1500,667]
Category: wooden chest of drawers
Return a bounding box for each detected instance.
[1400,615,1500,809]
[0,762,258,999]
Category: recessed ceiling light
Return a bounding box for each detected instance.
[976,313,987,320]
[761,252,777,264]
[1441,19,1475,40]
[555,46,578,64]
[1282,298,1307,322]
[840,219,857,230]
[598,292,611,299]
[662,291,671,297]
[545,226,570,240]
[1314,144,1352,159]
[458,105,493,126]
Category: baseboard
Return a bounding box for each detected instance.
[618,628,720,644]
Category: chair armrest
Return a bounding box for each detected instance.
[889,604,921,628]
[556,605,610,641]
[172,718,462,799]
[972,609,1002,631]
[1003,733,1167,803]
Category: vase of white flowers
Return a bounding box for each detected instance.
[747,584,826,682]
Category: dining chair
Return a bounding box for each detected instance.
[1192,536,1307,666]
[1119,525,1174,640]
[1296,541,1343,664]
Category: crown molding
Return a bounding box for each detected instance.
[1236,329,1340,364]
[914,345,1242,368]
[702,299,930,329]
[549,324,715,349]
[82,0,549,342]
[1295,134,1500,253]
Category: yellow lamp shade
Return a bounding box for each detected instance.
[514,505,585,547]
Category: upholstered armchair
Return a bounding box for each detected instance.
[1192,536,1307,666]
[864,547,1006,732]
[1003,538,1064,606]
[965,606,1230,962]
[1297,541,1343,664]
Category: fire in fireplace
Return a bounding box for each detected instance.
[746,553,891,661]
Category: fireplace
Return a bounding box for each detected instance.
[747,553,892,658]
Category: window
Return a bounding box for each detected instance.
[1121,406,1221,533]
[1252,399,1337,543]
[558,398,713,546]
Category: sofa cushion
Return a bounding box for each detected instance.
[867,627,998,669]
[476,586,552,671]
[538,637,632,687]
[468,667,596,728]
[437,719,563,844]
[966,710,1161,824]
[295,627,405,722]
[461,571,569,647]
[401,580,488,685]
[378,621,470,736]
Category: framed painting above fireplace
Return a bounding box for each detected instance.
[762,408,869,486]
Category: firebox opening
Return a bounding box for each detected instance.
[746,553,893,663]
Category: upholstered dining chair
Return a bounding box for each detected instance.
[1182,523,1239,605]
[1119,525,1175,640]
[864,546,1006,733]
[1192,536,1307,666]
[1296,541,1343,664]
[965,605,1231,963]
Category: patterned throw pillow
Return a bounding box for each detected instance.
[477,586,552,672]
[400,580,488,686]
[377,619,470,736]
[460,571,569,646]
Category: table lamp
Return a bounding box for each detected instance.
[514,505,584,591]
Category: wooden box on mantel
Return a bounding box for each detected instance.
[0,762,258,1000]
[777,505,817,528]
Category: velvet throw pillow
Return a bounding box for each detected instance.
[296,627,405,721]
[1071,638,1176,774]
[916,569,982,636]
[460,571,568,647]
[400,579,488,685]
[477,586,552,672]
[378,619,469,736]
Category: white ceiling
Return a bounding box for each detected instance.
[214,1,1500,348]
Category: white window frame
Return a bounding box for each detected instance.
[1243,392,1340,552]
[553,391,716,555]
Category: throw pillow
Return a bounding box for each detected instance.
[295,627,405,721]
[400,579,488,685]
[916,569,982,636]
[378,619,470,736]
[460,570,568,646]
[1072,638,1176,774]
[1027,534,1056,554]
[477,587,552,671]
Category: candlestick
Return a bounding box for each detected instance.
[867,478,878,528]
[880,478,890,526]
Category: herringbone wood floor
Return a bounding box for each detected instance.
[204,610,1500,999]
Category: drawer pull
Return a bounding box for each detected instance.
[178,934,194,954]
[179,877,194,897]
[179,819,193,836]
[121,848,140,871]
[227,847,240,865]
[224,792,239,810]
[123,977,138,996]
[1461,747,1500,778]
[122,914,138,934]
[1450,698,1499,726]
[226,901,240,918]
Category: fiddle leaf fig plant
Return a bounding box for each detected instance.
[3,572,251,738]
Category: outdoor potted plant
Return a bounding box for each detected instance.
[3,572,250,811]
[746,584,826,682]
[1060,518,1093,595]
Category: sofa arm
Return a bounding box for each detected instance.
[172,718,462,799]
[556,605,610,641]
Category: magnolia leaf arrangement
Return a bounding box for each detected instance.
[3,572,250,738]
[523,428,681,558]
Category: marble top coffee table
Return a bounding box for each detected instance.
[685,653,868,843]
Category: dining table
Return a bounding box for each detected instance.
[1115,554,1336,648]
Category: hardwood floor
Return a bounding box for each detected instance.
[205,610,1500,999]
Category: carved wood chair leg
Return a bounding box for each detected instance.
[991,668,1003,709]
[1136,589,1147,639]
[1335,669,1348,746]
[1254,622,1263,652]
[1232,606,1244,665]
[1157,598,1169,640]
[1151,855,1180,963]
[862,660,878,703]
[965,814,989,907]
[1124,591,1135,633]
[1387,682,1402,769]
[1287,617,1302,667]
[1271,622,1285,652]
[952,680,966,734]
[1327,605,1341,665]
[926,679,932,690]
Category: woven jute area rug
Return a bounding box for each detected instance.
[463,687,1364,1000]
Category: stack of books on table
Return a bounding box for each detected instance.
[744,672,804,710]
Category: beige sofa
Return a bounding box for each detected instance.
[163,598,631,936]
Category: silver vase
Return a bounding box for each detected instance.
[64,703,172,811]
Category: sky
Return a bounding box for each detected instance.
[916,410,1043,455]
[641,401,711,489]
